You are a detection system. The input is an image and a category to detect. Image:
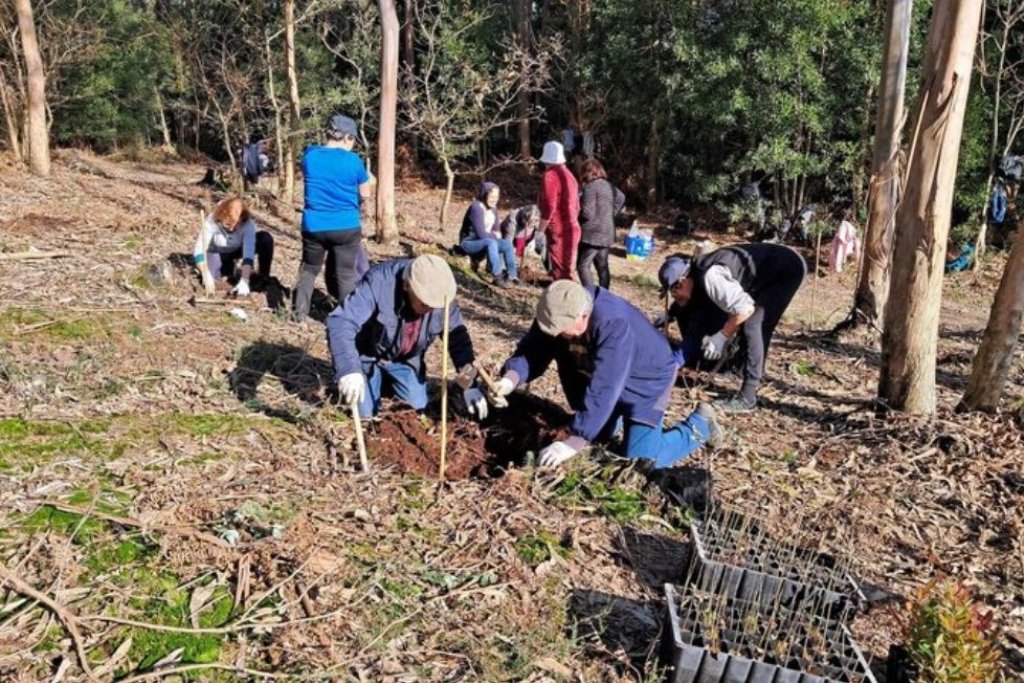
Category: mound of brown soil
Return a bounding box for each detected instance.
[366,393,570,480]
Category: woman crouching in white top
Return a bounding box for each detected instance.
[193,196,274,296]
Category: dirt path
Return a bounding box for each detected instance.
[1,152,1021,680]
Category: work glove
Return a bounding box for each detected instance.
[487,376,516,409]
[338,372,366,406]
[202,270,216,295]
[702,331,730,361]
[231,278,251,297]
[652,314,667,328]
[539,440,579,468]
[463,387,488,421]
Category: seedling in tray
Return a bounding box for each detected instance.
[689,507,866,616]
[663,583,877,683]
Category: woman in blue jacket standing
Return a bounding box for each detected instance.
[292,114,373,322]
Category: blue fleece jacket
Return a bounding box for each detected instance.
[326,259,475,381]
[502,287,676,442]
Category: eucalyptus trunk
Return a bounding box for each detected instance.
[14,0,49,176]
[960,213,1024,411]
[854,0,911,330]
[376,0,399,243]
[879,0,984,414]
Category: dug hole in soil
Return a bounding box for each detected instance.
[364,392,571,479]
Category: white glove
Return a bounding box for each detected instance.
[539,440,578,468]
[488,376,516,409]
[463,387,488,421]
[702,331,729,361]
[338,372,366,406]
[202,270,216,295]
[231,278,251,297]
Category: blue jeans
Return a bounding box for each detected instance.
[460,237,518,279]
[356,361,428,418]
[614,411,711,469]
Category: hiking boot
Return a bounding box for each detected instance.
[694,401,723,448]
[492,276,509,289]
[714,395,756,414]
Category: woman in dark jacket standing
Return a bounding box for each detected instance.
[576,158,622,288]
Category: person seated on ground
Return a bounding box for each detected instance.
[486,280,721,471]
[193,196,274,297]
[458,181,518,287]
[326,254,489,421]
[945,241,975,273]
[658,243,806,414]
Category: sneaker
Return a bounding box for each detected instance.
[694,401,724,448]
[714,395,756,414]
[492,277,509,289]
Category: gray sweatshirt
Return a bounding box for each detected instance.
[579,178,616,247]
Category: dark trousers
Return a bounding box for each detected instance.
[293,228,362,321]
[220,230,275,279]
[738,250,806,402]
[577,243,610,289]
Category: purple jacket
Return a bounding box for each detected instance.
[502,287,676,442]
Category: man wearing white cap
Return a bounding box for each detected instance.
[537,140,581,281]
[489,281,721,469]
[326,255,488,420]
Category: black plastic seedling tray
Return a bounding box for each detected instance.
[662,584,877,683]
[690,518,866,618]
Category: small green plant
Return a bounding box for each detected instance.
[514,530,568,567]
[901,580,1001,683]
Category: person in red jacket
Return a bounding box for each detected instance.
[537,141,581,280]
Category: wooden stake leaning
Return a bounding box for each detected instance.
[350,396,369,472]
[439,295,450,481]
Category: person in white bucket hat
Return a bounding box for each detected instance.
[537,140,581,281]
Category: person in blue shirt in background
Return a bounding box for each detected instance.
[486,281,721,470]
[293,114,373,322]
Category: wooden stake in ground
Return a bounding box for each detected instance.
[439,295,450,481]
[663,291,671,336]
[350,396,369,471]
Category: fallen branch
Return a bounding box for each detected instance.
[0,250,73,261]
[81,605,348,635]
[42,501,236,550]
[114,662,297,682]
[0,563,97,682]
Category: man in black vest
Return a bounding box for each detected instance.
[658,243,806,412]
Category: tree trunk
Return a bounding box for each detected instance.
[376,0,399,243]
[401,0,414,79]
[878,0,984,414]
[154,88,174,153]
[265,34,284,198]
[853,0,911,330]
[514,0,531,159]
[645,114,659,207]
[14,0,49,176]
[284,0,301,206]
[960,214,1024,411]
[440,156,454,228]
[0,66,22,161]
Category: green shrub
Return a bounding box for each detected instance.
[902,580,1001,683]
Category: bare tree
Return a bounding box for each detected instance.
[848,0,912,331]
[284,0,301,205]
[973,0,1024,259]
[403,2,559,227]
[960,214,1024,411]
[14,0,48,175]
[377,0,398,243]
[878,0,984,414]
[513,0,531,159]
